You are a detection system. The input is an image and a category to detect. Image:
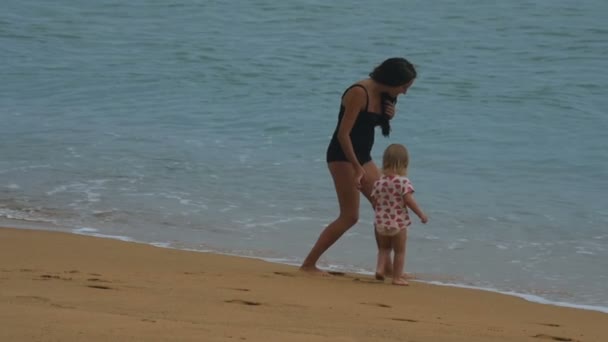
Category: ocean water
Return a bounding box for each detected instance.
[1,1,607,312]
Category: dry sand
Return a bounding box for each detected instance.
[1,227,606,341]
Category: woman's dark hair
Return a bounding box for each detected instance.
[370,57,417,137]
[369,57,417,87]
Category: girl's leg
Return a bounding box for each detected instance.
[300,162,360,274]
[374,231,392,280]
[360,161,393,275]
[391,229,409,286]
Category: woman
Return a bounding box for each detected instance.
[300,57,417,275]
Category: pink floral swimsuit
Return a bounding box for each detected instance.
[371,175,415,236]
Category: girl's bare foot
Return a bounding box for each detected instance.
[401,273,415,280]
[375,272,385,281]
[299,265,330,276]
[392,278,409,286]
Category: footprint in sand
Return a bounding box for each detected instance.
[390,318,418,323]
[224,287,251,292]
[275,270,347,277]
[38,274,72,281]
[87,278,112,283]
[15,295,50,303]
[532,334,579,342]
[83,273,116,288]
[273,271,295,277]
[353,278,383,284]
[360,302,392,308]
[87,285,113,290]
[225,299,262,306]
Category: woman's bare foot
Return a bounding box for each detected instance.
[375,272,385,281]
[299,265,330,276]
[392,278,409,286]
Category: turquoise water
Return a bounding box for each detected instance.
[1,1,607,311]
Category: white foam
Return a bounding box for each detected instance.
[0,208,57,224]
[72,227,134,242]
[46,185,67,196]
[66,147,82,158]
[150,242,171,248]
[423,280,608,314]
[447,242,463,250]
[46,180,107,203]
[7,184,20,190]
[0,164,51,175]
[73,227,98,233]
[220,205,238,213]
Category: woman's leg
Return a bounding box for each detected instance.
[359,161,393,275]
[300,162,360,274]
[391,229,409,286]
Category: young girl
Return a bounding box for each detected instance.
[371,144,428,286]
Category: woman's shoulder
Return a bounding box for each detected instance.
[341,82,368,98]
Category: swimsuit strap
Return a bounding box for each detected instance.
[341,84,370,112]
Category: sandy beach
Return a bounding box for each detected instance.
[0,227,605,342]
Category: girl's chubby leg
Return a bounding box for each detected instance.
[391,229,409,286]
[374,229,392,281]
[300,162,360,275]
[360,161,394,276]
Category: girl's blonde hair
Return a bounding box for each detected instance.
[382,144,409,176]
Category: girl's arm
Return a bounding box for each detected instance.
[404,193,428,223]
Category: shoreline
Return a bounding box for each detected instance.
[3,219,607,315]
[1,226,607,341]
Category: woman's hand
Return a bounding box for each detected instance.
[383,99,396,119]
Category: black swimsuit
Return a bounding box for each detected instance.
[326,84,381,165]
